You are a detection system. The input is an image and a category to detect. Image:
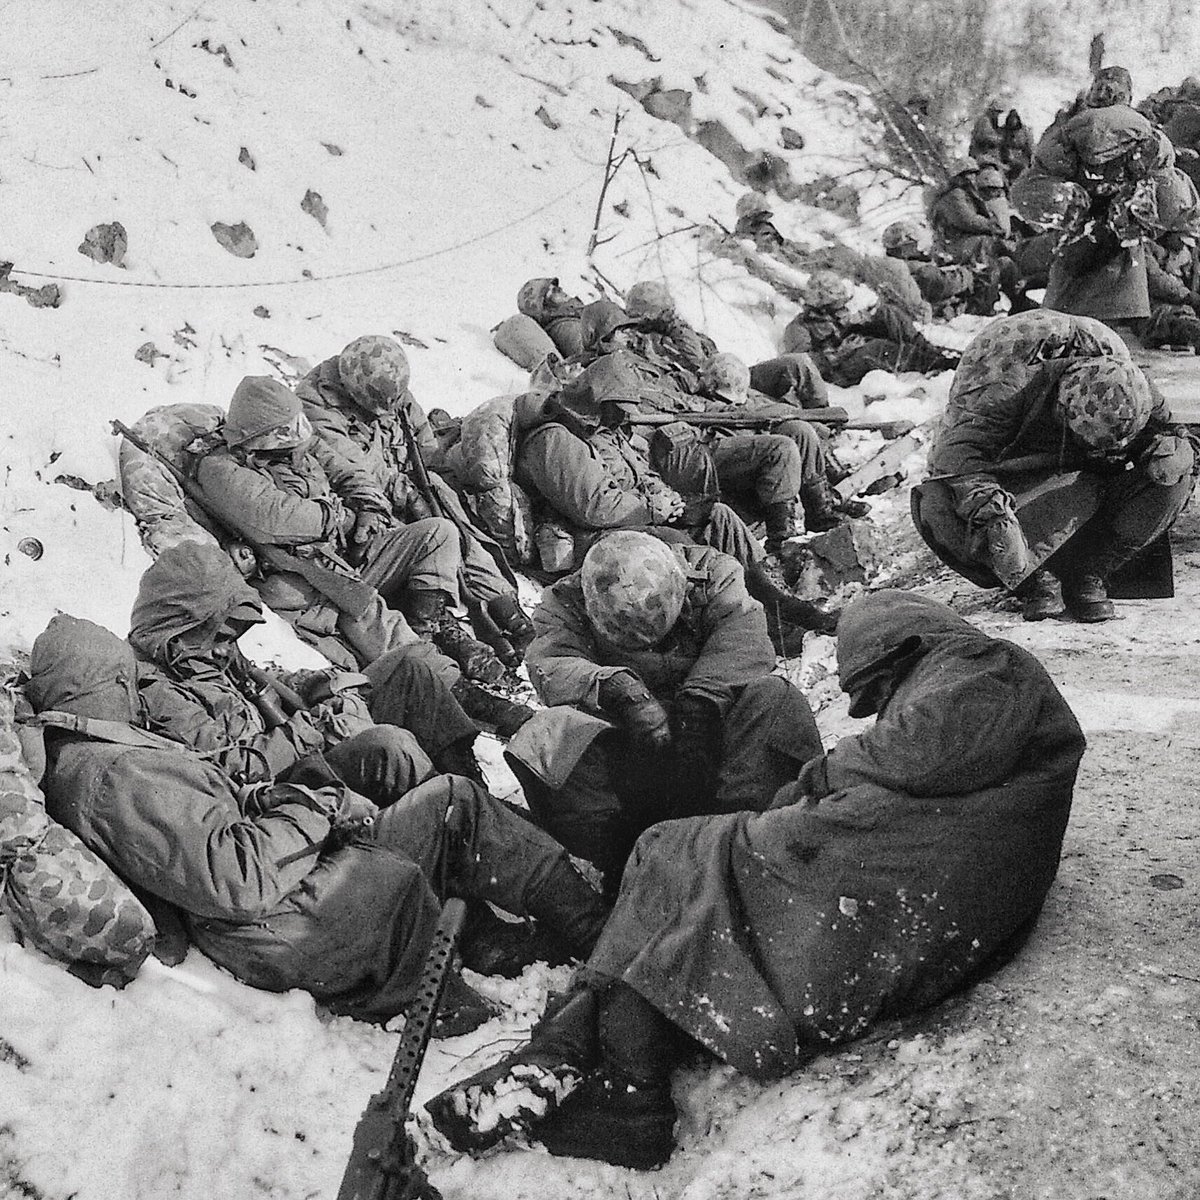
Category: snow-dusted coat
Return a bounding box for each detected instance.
[27,616,440,1021]
[585,591,1085,1079]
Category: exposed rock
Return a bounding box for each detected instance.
[0,274,62,309]
[642,87,692,128]
[77,222,128,267]
[134,341,167,365]
[301,189,328,228]
[534,105,560,131]
[321,141,344,155]
[211,221,258,258]
[238,146,256,171]
[253,305,270,319]
[780,126,806,150]
[781,520,887,593]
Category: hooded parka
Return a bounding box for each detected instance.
[583,590,1085,1079]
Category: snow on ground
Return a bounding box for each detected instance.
[2,3,1200,1199]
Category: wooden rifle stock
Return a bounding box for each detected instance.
[627,404,850,429]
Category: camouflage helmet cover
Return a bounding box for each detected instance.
[625,280,676,318]
[580,298,637,348]
[517,277,559,320]
[337,335,411,416]
[701,352,751,403]
[882,219,924,251]
[1056,358,1153,455]
[802,269,852,310]
[736,190,774,220]
[1087,65,1133,109]
[580,531,688,650]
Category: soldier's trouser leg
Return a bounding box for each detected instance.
[322,726,435,807]
[714,676,824,812]
[1049,465,1194,581]
[372,776,607,952]
[710,434,803,506]
[648,436,720,502]
[748,353,830,408]
[513,732,674,893]
[363,517,460,606]
[701,501,765,565]
[336,593,419,669]
[362,642,481,765]
[459,531,514,607]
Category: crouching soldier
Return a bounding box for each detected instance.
[915,310,1195,622]
[25,615,609,1027]
[425,590,1085,1169]
[127,541,523,790]
[298,335,534,676]
[506,532,822,895]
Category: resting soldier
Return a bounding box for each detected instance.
[185,376,444,666]
[427,590,1085,1169]
[297,335,534,674]
[516,276,586,359]
[916,310,1195,621]
[127,541,515,787]
[514,353,839,639]
[507,532,822,895]
[782,270,959,386]
[26,614,609,1027]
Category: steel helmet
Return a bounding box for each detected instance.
[580,531,687,651]
[625,280,676,318]
[337,335,411,416]
[517,277,559,320]
[701,352,750,404]
[1056,358,1152,455]
[882,219,924,251]
[801,269,852,310]
[736,191,774,220]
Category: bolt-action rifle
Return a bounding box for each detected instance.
[112,419,376,620]
[336,898,467,1200]
[626,403,851,429]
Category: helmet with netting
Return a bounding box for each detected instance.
[337,335,411,416]
[517,277,558,320]
[701,352,750,403]
[802,269,852,310]
[736,191,774,221]
[580,531,687,650]
[882,219,924,252]
[625,280,676,318]
[1056,358,1152,455]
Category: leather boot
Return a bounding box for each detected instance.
[1062,572,1116,622]
[458,904,576,978]
[763,499,801,554]
[435,617,507,684]
[425,987,600,1152]
[799,477,844,533]
[746,562,840,635]
[1017,569,1064,622]
[536,983,681,1170]
[434,967,504,1039]
[450,678,536,738]
[400,588,445,639]
[487,594,535,657]
[525,859,610,960]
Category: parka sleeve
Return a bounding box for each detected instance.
[516,425,655,528]
[94,752,337,921]
[525,584,629,709]
[935,188,1002,237]
[194,453,331,546]
[309,436,390,514]
[678,555,775,713]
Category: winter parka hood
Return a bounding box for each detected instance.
[26,615,141,723]
[836,590,979,717]
[128,541,264,666]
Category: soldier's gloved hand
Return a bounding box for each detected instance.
[598,671,671,749]
[351,509,389,548]
[644,483,687,525]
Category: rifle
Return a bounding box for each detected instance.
[336,898,467,1200]
[112,419,376,621]
[627,404,851,429]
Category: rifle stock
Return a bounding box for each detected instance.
[112,419,376,621]
[336,899,467,1200]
